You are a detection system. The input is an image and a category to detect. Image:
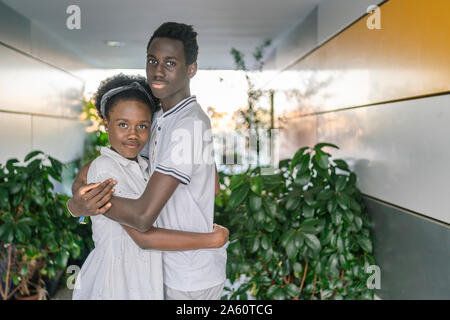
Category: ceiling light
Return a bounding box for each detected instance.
[105,40,124,47]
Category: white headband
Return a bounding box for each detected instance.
[100,81,153,117]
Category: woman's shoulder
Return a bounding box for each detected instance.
[87,153,123,183]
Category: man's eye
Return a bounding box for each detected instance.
[119,123,128,128]
[166,61,176,67]
[147,58,157,65]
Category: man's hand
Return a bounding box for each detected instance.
[212,223,229,248]
[67,179,116,217]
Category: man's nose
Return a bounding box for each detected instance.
[154,62,165,78]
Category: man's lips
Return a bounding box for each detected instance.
[151,81,167,89]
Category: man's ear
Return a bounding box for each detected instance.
[187,61,197,79]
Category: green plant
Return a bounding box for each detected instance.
[230,40,273,168]
[81,98,109,164]
[0,151,91,300]
[215,143,376,300]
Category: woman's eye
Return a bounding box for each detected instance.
[119,123,128,128]
[138,124,148,129]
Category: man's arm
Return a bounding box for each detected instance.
[67,161,116,217]
[102,172,180,232]
[122,224,229,250]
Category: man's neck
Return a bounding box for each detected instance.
[161,88,191,113]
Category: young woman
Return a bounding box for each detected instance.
[72,74,228,300]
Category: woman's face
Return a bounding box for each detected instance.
[103,99,151,160]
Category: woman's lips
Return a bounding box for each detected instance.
[123,143,139,149]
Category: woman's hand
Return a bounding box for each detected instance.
[212,223,229,248]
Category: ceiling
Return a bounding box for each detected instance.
[2,0,321,70]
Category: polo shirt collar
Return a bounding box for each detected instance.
[100,146,148,172]
[161,95,196,119]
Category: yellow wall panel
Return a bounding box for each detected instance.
[272,0,450,115]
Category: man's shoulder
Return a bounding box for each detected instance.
[175,102,211,127]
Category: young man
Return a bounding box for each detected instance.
[68,22,227,300]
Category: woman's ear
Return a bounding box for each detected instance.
[103,118,109,132]
[187,61,197,79]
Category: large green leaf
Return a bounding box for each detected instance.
[354,216,363,231]
[335,175,347,192]
[331,209,343,226]
[285,193,300,211]
[314,142,339,151]
[294,232,304,248]
[48,156,63,175]
[261,234,270,250]
[286,239,298,260]
[249,194,262,211]
[250,176,263,196]
[304,191,315,206]
[337,235,344,252]
[281,230,294,247]
[250,236,260,253]
[349,198,362,213]
[0,223,14,243]
[262,198,277,217]
[333,159,350,172]
[357,235,373,253]
[228,183,249,208]
[6,158,19,172]
[0,187,8,203]
[254,209,265,223]
[261,174,284,188]
[286,283,299,298]
[302,204,314,218]
[314,150,329,169]
[290,147,309,172]
[263,221,276,233]
[294,171,311,186]
[317,189,334,201]
[304,233,321,251]
[24,150,44,162]
[229,174,245,190]
[293,262,303,277]
[9,183,22,195]
[337,192,350,210]
[327,199,337,214]
[266,284,279,298]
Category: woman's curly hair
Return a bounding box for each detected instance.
[93,73,160,120]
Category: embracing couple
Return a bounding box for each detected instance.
[67,22,228,300]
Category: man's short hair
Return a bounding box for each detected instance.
[147,22,199,65]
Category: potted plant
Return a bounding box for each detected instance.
[0,151,87,300]
[215,143,376,300]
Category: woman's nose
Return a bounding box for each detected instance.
[128,126,139,137]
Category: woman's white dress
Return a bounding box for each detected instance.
[72,147,163,300]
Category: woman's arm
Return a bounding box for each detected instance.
[215,164,220,196]
[121,224,229,251]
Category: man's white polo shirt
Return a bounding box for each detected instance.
[141,95,227,292]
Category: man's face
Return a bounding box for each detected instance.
[146,37,196,105]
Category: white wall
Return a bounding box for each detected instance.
[0,1,87,166]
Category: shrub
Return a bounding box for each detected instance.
[0,151,91,299]
[215,143,376,300]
